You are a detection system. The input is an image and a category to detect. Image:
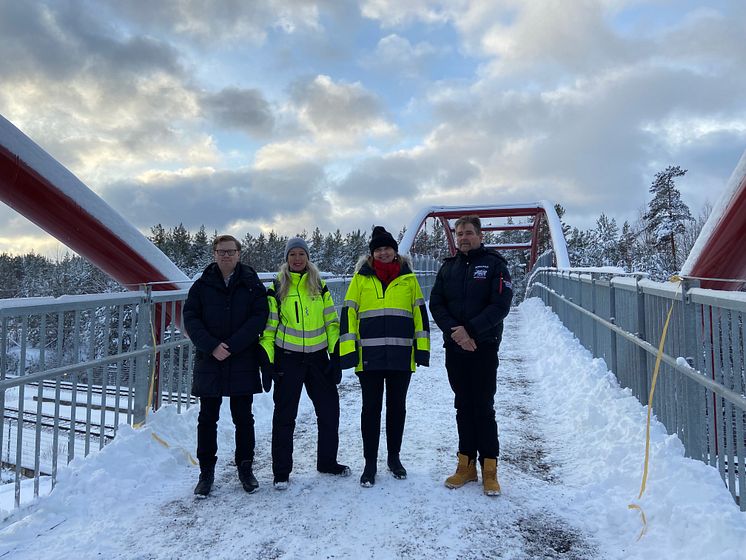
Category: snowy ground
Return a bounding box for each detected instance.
[1,298,746,559]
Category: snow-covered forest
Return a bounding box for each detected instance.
[0,166,707,298]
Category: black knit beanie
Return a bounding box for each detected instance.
[369,226,398,254]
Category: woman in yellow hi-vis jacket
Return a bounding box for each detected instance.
[260,237,350,489]
[339,226,430,487]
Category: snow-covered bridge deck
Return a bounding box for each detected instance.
[1,301,745,560]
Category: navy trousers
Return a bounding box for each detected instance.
[196,394,255,468]
[358,370,412,462]
[271,350,341,476]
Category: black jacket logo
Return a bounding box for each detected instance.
[473,265,489,279]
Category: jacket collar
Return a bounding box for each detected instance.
[288,270,307,286]
[359,258,413,277]
[457,244,488,260]
[200,262,252,289]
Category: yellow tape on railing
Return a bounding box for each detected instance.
[628,276,681,540]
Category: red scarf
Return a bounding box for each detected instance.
[372,259,401,286]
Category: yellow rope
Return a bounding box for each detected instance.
[628,275,682,540]
[152,431,198,466]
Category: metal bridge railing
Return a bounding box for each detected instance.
[0,288,194,510]
[0,263,438,509]
[527,269,746,510]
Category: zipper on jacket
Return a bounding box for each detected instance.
[461,257,470,324]
[295,279,304,351]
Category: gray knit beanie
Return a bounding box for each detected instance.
[284,237,310,260]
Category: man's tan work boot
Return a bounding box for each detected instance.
[444,453,478,489]
[481,458,501,496]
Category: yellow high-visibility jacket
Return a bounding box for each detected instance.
[339,256,430,373]
[260,272,339,362]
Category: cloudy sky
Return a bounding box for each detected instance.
[2,0,746,257]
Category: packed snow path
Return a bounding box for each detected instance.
[2,299,745,559]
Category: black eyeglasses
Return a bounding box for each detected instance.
[215,249,238,256]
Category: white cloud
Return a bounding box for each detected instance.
[102,0,325,45]
[362,34,441,78]
[3,0,746,259]
[201,87,275,137]
[360,0,452,27]
[291,75,395,138]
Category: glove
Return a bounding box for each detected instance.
[415,350,429,367]
[326,348,342,385]
[259,347,274,392]
[261,363,274,392]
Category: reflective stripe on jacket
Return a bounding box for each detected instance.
[260,272,339,362]
[339,257,430,373]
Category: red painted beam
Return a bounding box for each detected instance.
[0,115,189,297]
[0,143,181,292]
[687,173,746,290]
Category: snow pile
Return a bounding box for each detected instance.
[519,298,746,558]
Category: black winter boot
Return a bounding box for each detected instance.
[238,460,259,493]
[387,455,407,479]
[194,464,215,497]
[273,473,289,490]
[318,463,351,477]
[360,461,376,488]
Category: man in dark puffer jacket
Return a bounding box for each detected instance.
[429,215,513,496]
[183,235,268,497]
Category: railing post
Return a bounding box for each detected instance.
[681,278,702,460]
[591,273,598,356]
[609,279,618,376]
[133,286,153,427]
[636,276,649,405]
[0,316,6,476]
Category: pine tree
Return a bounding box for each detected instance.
[266,230,288,272]
[170,223,192,272]
[679,201,712,268]
[566,227,592,267]
[344,229,368,273]
[0,253,22,298]
[589,214,620,267]
[310,227,325,265]
[643,166,693,272]
[150,224,167,251]
[324,229,345,274]
[191,226,211,275]
[618,221,636,272]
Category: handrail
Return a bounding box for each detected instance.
[527,268,746,510]
[531,281,746,412]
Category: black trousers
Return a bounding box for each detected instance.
[196,394,255,468]
[272,350,341,476]
[358,370,412,462]
[445,344,499,460]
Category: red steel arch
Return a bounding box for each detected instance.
[0,115,189,292]
[399,203,570,271]
[680,148,746,290]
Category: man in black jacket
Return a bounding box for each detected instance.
[183,235,269,497]
[429,215,513,496]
